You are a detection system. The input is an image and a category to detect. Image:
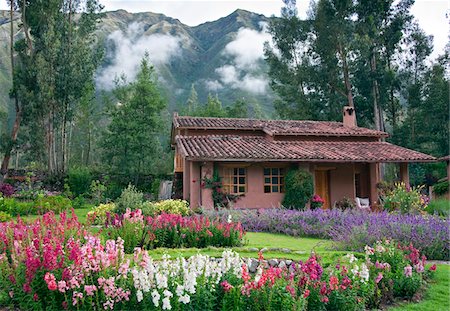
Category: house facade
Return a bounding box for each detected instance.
[171,107,435,209]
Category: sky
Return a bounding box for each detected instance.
[1,0,448,57]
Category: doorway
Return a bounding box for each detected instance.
[315,170,330,209]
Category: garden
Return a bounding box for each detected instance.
[0,175,449,311]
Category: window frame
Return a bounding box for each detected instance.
[222,167,247,195]
[263,167,285,193]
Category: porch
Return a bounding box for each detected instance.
[180,160,411,209]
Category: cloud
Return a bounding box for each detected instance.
[208,24,270,95]
[223,23,271,69]
[96,22,183,89]
[204,79,223,91]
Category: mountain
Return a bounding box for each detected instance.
[0,9,275,118]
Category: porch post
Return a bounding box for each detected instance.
[369,163,380,209]
[182,158,190,201]
[399,162,410,187]
[189,161,200,208]
[201,162,214,209]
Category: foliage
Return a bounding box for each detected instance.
[0,211,12,222]
[141,199,190,217]
[382,182,429,214]
[426,199,450,217]
[33,195,73,214]
[101,54,168,182]
[114,184,144,215]
[433,180,449,196]
[0,183,15,197]
[282,169,313,210]
[208,208,450,260]
[310,194,325,210]
[0,213,436,310]
[8,0,104,175]
[202,168,242,209]
[86,203,116,225]
[334,197,355,211]
[89,179,107,205]
[104,210,245,253]
[67,167,93,197]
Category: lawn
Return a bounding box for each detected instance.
[18,210,450,310]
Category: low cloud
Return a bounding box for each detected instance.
[224,23,271,69]
[96,22,182,89]
[206,24,270,95]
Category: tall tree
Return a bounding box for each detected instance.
[101,55,167,184]
[226,99,249,118]
[6,0,103,176]
[185,84,199,115]
[264,0,317,120]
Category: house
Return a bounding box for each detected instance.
[171,107,435,209]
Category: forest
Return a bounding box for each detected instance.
[0,0,448,191]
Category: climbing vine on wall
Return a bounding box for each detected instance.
[201,166,242,209]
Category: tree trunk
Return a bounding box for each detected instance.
[371,51,381,131]
[0,1,20,182]
[338,42,355,109]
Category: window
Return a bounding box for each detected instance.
[264,167,285,193]
[222,167,247,194]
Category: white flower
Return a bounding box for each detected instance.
[162,290,173,310]
[227,215,232,223]
[136,290,143,302]
[360,263,370,282]
[351,265,359,276]
[176,284,184,297]
[179,294,190,304]
[364,246,375,255]
[151,290,160,307]
[376,245,386,253]
[346,253,358,263]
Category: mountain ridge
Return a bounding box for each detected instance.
[0,8,275,118]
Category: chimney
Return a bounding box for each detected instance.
[343,106,357,127]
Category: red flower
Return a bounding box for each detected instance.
[429,264,437,271]
[33,293,39,301]
[303,289,310,298]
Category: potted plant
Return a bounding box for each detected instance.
[310,194,325,210]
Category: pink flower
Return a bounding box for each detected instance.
[84,285,97,296]
[321,296,329,303]
[303,289,310,298]
[429,264,437,271]
[58,280,68,293]
[33,293,39,301]
[375,272,383,284]
[404,265,413,277]
[220,280,234,292]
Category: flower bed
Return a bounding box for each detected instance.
[103,209,245,253]
[209,209,450,260]
[0,212,436,310]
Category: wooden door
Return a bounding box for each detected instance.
[315,170,330,209]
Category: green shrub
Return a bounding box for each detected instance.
[0,197,34,216]
[141,199,190,216]
[87,203,116,225]
[383,182,428,214]
[334,197,355,210]
[426,199,450,217]
[33,195,72,214]
[90,180,107,205]
[0,211,12,222]
[114,184,144,214]
[433,180,449,196]
[67,167,92,197]
[282,168,313,210]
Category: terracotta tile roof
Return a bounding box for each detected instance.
[176,135,436,163]
[173,115,388,137]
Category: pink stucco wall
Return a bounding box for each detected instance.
[328,164,355,207]
[182,161,376,209]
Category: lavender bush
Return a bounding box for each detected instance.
[206,209,450,260]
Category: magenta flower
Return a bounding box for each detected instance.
[375,272,383,284]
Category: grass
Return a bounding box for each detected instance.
[426,199,450,217]
[16,208,450,310]
[389,264,450,311]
